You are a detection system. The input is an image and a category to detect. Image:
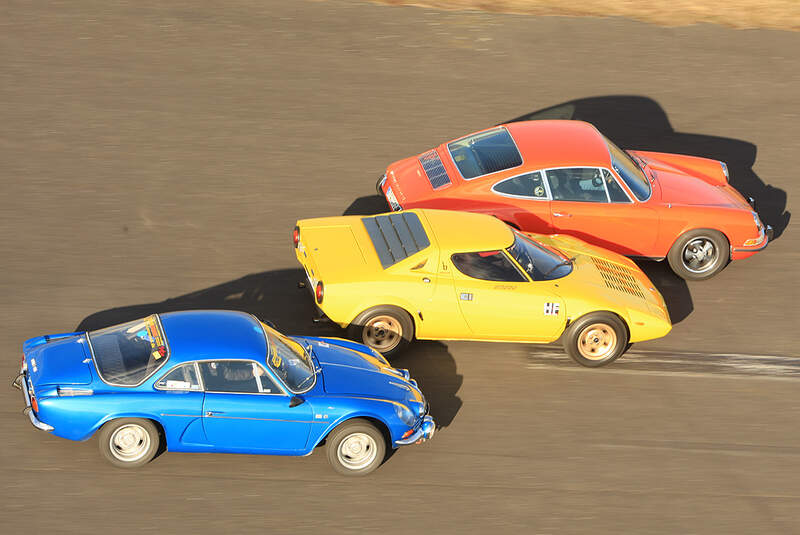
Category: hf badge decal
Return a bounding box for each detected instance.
[543,302,560,316]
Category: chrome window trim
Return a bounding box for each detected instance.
[490,170,550,200]
[446,126,524,181]
[86,314,171,388]
[153,362,203,392]
[543,166,612,204]
[601,167,634,203]
[195,358,289,396]
[255,319,317,395]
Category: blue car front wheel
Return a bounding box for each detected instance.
[326,419,387,476]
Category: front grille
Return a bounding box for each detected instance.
[418,150,451,189]
[590,257,646,299]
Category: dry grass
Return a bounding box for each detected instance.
[373,0,800,30]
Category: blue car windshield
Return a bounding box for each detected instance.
[88,315,169,386]
[263,324,316,393]
[605,136,651,201]
[507,232,573,281]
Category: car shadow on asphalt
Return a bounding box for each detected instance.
[506,95,791,239]
[76,269,464,427]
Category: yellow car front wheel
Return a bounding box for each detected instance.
[563,312,629,367]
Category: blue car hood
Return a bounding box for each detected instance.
[299,337,419,402]
[23,333,94,386]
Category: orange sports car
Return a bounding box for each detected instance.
[377,120,772,280]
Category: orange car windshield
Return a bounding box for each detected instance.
[507,233,573,281]
[605,136,651,201]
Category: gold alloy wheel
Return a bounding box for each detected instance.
[577,323,617,360]
[363,315,403,352]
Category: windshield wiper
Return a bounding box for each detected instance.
[544,257,576,277]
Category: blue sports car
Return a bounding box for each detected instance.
[13,310,435,475]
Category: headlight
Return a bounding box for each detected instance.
[394,404,416,426]
[720,161,729,182]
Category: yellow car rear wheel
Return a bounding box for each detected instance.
[348,306,414,359]
[563,312,629,367]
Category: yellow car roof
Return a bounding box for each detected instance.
[416,209,514,253]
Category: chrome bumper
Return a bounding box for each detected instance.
[733,225,773,253]
[12,371,54,432]
[395,415,435,446]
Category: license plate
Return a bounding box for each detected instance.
[385,187,401,211]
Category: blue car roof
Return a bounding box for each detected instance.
[158,310,267,363]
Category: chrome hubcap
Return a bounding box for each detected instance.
[682,237,718,273]
[109,424,151,462]
[577,323,617,360]
[363,315,402,352]
[337,432,378,470]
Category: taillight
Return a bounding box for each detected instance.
[315,281,324,304]
[292,226,300,248]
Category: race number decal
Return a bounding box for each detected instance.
[543,302,560,316]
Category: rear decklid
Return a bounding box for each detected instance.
[23,333,94,386]
[296,212,432,285]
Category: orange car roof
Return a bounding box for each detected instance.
[502,120,612,169]
[417,208,514,252]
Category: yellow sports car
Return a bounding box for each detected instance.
[293,209,671,367]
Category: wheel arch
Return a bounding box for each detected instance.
[348,303,419,338]
[90,413,168,445]
[313,413,393,451]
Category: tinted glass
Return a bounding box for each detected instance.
[546,168,607,202]
[493,171,547,198]
[156,363,201,391]
[199,361,261,393]
[264,326,316,393]
[451,251,526,282]
[448,127,522,179]
[603,169,631,203]
[605,136,651,201]
[89,315,169,386]
[507,232,573,281]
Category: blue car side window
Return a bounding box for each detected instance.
[198,360,279,394]
[155,363,201,391]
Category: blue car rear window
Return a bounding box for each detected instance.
[88,315,169,386]
[362,212,430,269]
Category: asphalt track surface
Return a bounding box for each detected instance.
[2,1,799,533]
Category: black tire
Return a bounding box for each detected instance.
[347,305,414,359]
[376,175,386,195]
[326,419,387,476]
[563,312,629,367]
[98,418,160,468]
[667,229,729,281]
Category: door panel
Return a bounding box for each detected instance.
[549,200,659,256]
[452,276,565,341]
[202,393,314,453]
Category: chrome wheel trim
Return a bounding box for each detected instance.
[109,424,151,462]
[363,315,402,352]
[681,236,719,274]
[577,323,617,361]
[336,432,378,470]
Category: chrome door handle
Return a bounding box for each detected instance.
[553,212,572,218]
[422,277,431,283]
[205,411,224,416]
